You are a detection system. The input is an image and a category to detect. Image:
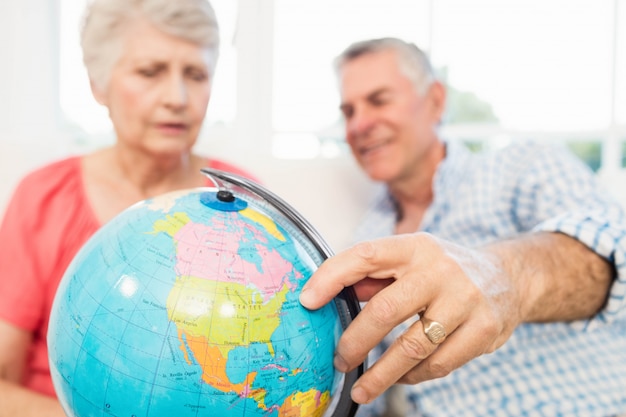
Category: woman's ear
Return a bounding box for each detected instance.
[90,79,107,106]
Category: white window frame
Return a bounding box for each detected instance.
[1,0,624,171]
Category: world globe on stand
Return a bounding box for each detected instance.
[48,169,362,417]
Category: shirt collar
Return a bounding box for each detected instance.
[433,139,474,195]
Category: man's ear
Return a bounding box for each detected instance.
[428,81,447,123]
[90,79,107,106]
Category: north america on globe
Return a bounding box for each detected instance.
[48,188,344,417]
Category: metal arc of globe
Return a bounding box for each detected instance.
[47,168,363,417]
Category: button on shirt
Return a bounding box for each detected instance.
[353,140,626,417]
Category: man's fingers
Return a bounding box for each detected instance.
[346,299,479,404]
[300,236,419,309]
[332,275,466,376]
[348,317,437,404]
[351,328,477,405]
[397,320,495,385]
[353,278,395,301]
[331,280,425,374]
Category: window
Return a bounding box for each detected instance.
[270,0,626,169]
[59,0,110,139]
[617,0,626,126]
[431,0,614,131]
[57,0,626,170]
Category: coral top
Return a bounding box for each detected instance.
[0,156,257,396]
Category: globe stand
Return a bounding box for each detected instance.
[201,168,364,417]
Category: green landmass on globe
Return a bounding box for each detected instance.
[48,180,359,417]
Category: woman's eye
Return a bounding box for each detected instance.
[187,70,208,82]
[138,68,160,77]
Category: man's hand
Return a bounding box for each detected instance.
[299,232,612,405]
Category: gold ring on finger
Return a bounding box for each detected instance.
[421,317,447,345]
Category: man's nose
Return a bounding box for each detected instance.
[347,106,375,137]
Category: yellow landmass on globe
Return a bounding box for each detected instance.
[240,207,286,241]
[151,212,191,236]
[278,388,331,417]
[151,206,285,246]
[166,276,289,401]
[155,204,304,411]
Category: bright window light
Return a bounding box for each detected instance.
[430,0,614,131]
[273,0,431,135]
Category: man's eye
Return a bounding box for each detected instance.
[371,97,387,107]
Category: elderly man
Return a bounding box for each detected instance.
[300,37,626,416]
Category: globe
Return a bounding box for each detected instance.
[48,169,362,417]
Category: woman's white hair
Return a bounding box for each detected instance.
[334,37,436,96]
[81,0,220,89]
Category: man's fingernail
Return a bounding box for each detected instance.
[333,354,349,373]
[299,287,314,308]
[351,385,369,404]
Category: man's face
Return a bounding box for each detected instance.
[338,49,444,184]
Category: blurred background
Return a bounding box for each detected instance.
[1,0,625,211]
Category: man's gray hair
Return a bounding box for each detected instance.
[81,0,220,89]
[334,37,436,95]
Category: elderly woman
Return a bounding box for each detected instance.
[0,1,254,415]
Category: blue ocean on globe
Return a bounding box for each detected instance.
[48,188,344,417]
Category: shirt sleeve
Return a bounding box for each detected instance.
[514,143,626,325]
[534,208,626,325]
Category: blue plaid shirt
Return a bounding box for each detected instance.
[353,140,626,417]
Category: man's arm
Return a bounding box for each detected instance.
[299,231,613,405]
[485,231,613,322]
[0,320,66,417]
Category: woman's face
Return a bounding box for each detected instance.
[92,19,215,158]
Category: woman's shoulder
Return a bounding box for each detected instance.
[8,156,84,216]
[17,156,82,191]
[207,158,261,183]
